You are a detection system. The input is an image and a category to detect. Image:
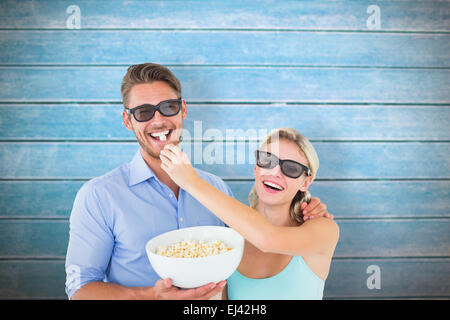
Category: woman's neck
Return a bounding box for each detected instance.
[243,202,299,260]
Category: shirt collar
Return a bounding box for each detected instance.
[128,150,156,187]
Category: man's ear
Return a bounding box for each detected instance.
[299,175,314,192]
[181,99,188,119]
[123,110,133,131]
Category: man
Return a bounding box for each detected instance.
[65,63,331,300]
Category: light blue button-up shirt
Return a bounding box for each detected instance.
[65,150,232,299]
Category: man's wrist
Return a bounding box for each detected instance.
[129,285,158,300]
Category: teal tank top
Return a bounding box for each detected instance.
[227,256,324,300]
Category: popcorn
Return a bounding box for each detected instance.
[155,239,233,258]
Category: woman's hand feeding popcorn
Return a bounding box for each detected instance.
[160,144,201,191]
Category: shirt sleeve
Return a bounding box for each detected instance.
[65,181,114,299]
[222,180,234,198]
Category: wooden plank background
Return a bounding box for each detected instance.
[0,0,449,299]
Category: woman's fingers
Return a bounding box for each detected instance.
[300,202,307,211]
[164,144,182,156]
[160,150,178,165]
[160,152,174,174]
[162,144,186,164]
[159,152,171,165]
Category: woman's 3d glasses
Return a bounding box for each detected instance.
[255,150,311,179]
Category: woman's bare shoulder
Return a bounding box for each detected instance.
[302,216,339,236]
[300,217,340,254]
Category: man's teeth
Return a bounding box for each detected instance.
[263,181,284,190]
[150,130,170,141]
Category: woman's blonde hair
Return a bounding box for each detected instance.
[248,128,319,225]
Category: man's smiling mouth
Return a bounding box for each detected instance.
[148,129,172,142]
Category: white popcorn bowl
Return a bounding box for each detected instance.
[146,226,244,289]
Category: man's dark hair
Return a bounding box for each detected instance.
[121,63,182,109]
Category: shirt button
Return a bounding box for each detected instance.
[179,217,183,222]
[169,194,173,198]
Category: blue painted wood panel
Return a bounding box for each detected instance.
[1,31,449,67]
[0,260,66,299]
[0,0,448,299]
[1,104,449,141]
[325,258,450,299]
[0,1,448,31]
[1,67,449,103]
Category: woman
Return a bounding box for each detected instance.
[160,128,339,299]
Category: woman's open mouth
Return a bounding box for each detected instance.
[148,129,173,143]
[262,180,285,194]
